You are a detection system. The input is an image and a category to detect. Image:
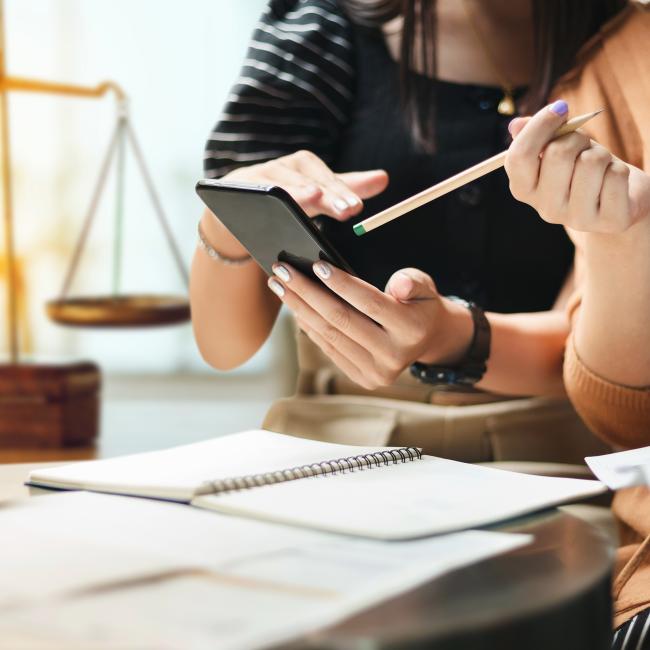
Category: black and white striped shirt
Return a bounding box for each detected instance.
[204,0,355,178]
[613,608,650,650]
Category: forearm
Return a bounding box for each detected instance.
[479,310,568,396]
[190,209,280,370]
[574,217,650,387]
[437,302,569,396]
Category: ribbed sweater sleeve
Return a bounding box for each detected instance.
[564,336,650,449]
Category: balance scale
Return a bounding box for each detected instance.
[0,2,190,448]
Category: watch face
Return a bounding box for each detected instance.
[410,362,486,388]
[411,363,483,388]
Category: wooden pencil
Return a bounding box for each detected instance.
[353,109,604,236]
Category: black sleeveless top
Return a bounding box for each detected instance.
[204,0,574,313]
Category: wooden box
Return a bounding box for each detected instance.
[0,362,101,448]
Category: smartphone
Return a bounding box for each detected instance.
[195,179,358,279]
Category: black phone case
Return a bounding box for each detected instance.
[195,179,358,279]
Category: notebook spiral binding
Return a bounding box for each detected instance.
[208,447,423,495]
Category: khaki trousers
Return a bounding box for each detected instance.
[262,331,610,465]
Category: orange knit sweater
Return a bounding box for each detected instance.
[552,2,650,629]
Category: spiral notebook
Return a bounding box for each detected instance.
[28,429,606,539]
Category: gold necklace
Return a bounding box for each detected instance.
[460,0,517,116]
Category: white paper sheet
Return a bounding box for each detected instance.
[0,491,528,614]
[0,577,324,650]
[219,529,530,608]
[0,491,334,608]
[0,520,178,611]
[194,455,606,539]
[586,446,650,489]
[0,504,529,650]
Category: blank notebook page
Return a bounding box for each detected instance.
[193,456,606,539]
[28,430,403,501]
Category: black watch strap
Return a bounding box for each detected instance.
[410,298,491,388]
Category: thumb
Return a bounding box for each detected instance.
[507,116,530,139]
[386,268,438,303]
[337,169,389,199]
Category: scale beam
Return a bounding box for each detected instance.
[0,76,126,101]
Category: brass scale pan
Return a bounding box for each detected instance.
[47,295,190,327]
[50,112,190,328]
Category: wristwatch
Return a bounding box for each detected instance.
[410,297,491,388]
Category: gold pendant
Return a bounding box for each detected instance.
[497,91,516,116]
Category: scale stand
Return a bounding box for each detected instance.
[0,1,188,450]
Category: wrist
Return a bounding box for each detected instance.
[200,210,249,258]
[581,214,650,283]
[417,297,474,365]
[411,298,491,389]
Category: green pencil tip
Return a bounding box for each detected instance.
[353,223,366,237]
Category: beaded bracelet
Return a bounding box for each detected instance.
[197,222,252,266]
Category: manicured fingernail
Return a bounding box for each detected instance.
[333,198,349,213]
[273,264,291,282]
[313,261,331,280]
[548,100,568,116]
[346,195,360,208]
[268,278,285,298]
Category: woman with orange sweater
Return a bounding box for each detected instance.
[507,5,650,647]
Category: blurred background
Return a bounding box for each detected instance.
[0,0,298,453]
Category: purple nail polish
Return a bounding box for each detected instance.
[548,100,568,116]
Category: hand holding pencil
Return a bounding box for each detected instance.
[506,100,649,234]
[353,103,604,236]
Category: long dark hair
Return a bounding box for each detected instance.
[338,0,629,149]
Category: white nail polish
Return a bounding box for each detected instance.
[346,195,360,208]
[273,265,291,282]
[268,279,285,297]
[314,261,331,280]
[334,198,348,212]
